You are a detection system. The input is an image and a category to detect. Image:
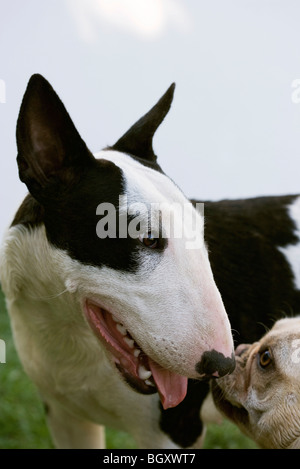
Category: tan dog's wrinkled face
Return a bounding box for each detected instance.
[212,317,300,449]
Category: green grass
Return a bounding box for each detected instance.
[0,287,257,449]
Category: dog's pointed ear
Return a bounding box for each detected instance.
[16,74,94,198]
[111,83,175,162]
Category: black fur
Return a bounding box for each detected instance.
[204,195,300,344]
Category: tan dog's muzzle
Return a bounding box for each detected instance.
[211,318,300,449]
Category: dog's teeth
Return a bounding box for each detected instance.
[133,349,141,358]
[112,315,118,323]
[123,337,134,348]
[116,324,127,336]
[145,379,155,387]
[138,365,152,380]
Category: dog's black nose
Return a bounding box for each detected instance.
[196,350,235,378]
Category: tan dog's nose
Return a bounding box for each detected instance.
[235,343,250,357]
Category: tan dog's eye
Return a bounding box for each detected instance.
[259,349,272,368]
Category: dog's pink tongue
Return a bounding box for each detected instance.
[149,359,188,410]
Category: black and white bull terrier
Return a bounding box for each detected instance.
[0,75,235,449]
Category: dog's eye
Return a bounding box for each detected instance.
[258,349,272,368]
[138,233,159,249]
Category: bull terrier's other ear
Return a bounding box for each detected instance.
[111,83,175,162]
[16,74,94,198]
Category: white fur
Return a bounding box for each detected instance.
[0,150,234,448]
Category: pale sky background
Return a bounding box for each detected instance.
[1,0,300,241]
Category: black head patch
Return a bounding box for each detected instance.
[14,74,174,271]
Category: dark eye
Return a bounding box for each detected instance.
[138,233,159,249]
[258,349,272,368]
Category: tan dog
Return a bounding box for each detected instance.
[211,317,300,449]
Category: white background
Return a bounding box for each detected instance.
[1,0,300,241]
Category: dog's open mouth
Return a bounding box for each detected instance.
[84,299,188,410]
[211,381,249,426]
